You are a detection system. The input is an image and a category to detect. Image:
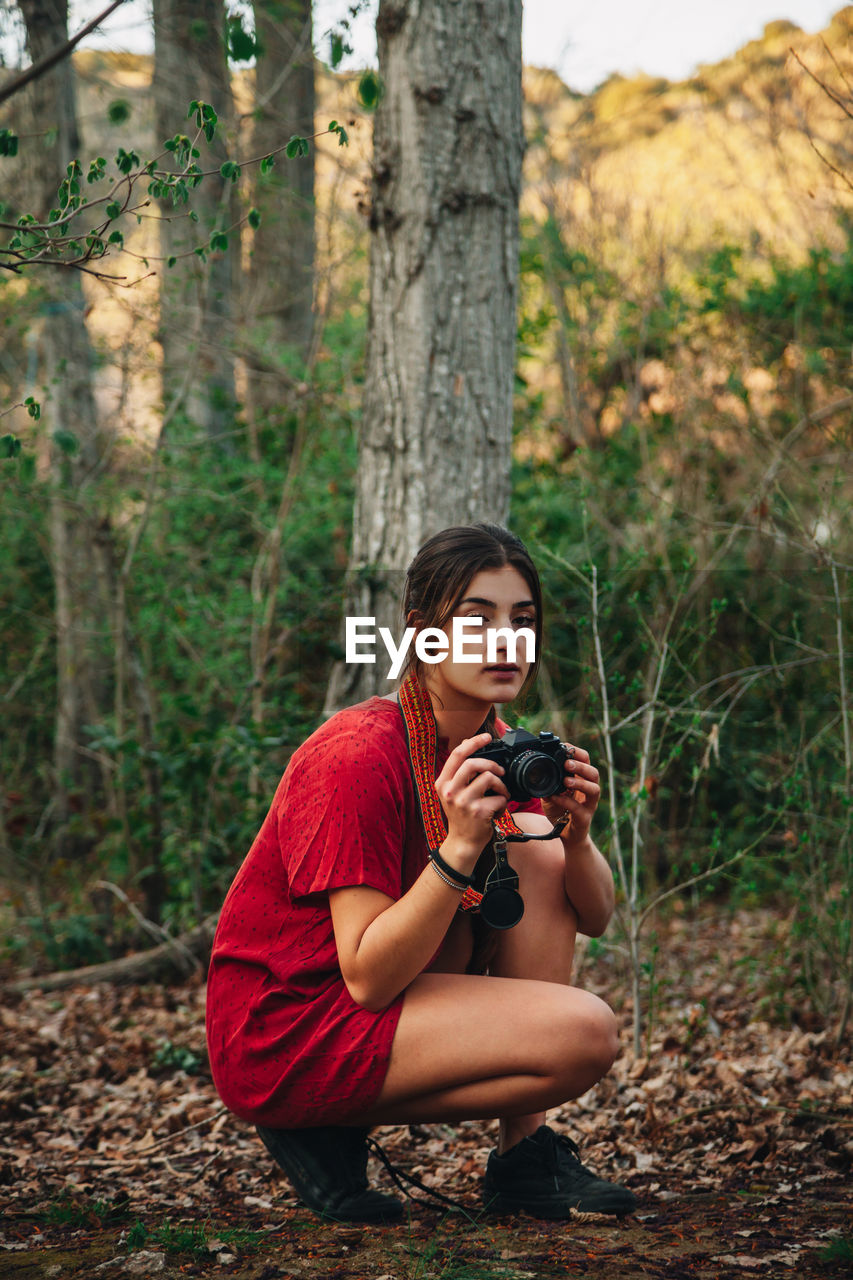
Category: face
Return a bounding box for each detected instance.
[419,565,537,712]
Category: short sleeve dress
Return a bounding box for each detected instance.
[205,695,540,1129]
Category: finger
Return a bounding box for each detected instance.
[563,760,599,787]
[455,758,506,785]
[444,766,510,803]
[436,733,493,784]
[561,777,600,806]
[464,769,510,799]
[438,756,506,795]
[563,744,591,766]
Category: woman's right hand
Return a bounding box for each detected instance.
[433,733,510,870]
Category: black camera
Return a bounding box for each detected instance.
[471,728,570,803]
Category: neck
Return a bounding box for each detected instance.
[424,683,493,752]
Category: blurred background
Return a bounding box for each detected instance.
[0,1,850,1047]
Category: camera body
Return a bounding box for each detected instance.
[471,728,569,803]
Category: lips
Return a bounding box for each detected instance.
[485,664,519,673]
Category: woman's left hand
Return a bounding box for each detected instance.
[541,746,600,850]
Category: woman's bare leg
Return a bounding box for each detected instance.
[359,969,615,1126]
[360,830,611,1140]
[489,830,580,1151]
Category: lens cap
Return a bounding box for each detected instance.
[480,884,524,930]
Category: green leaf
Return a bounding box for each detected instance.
[247,207,261,230]
[0,433,22,458]
[188,100,218,142]
[0,128,18,157]
[115,148,140,174]
[108,231,124,246]
[330,32,347,69]
[167,255,177,267]
[357,69,383,110]
[209,230,229,253]
[107,99,132,125]
[105,201,121,219]
[260,154,275,175]
[24,396,40,421]
[53,429,79,456]
[227,15,258,63]
[220,160,241,183]
[285,135,310,159]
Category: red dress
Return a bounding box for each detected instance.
[206,695,539,1128]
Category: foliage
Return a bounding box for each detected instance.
[512,210,853,1040]
[1,11,852,1051]
[125,1217,264,1255]
[1,359,359,932]
[150,1038,205,1075]
[0,98,348,281]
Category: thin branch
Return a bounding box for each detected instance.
[789,47,853,121]
[0,0,130,107]
[681,395,853,606]
[805,133,853,194]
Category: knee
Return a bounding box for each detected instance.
[544,989,619,1085]
[584,995,619,1075]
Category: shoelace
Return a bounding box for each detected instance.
[546,1131,598,1183]
[366,1136,481,1221]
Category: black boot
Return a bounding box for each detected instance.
[256,1124,405,1222]
[483,1126,637,1218]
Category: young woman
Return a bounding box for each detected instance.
[206,524,635,1221]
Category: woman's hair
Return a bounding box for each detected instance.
[399,523,543,700]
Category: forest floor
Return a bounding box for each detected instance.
[0,906,851,1280]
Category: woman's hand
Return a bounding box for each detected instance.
[541,745,601,851]
[433,733,509,870]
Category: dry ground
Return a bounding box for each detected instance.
[0,908,850,1279]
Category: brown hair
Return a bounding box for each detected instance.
[398,523,543,703]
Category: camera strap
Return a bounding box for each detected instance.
[397,673,523,913]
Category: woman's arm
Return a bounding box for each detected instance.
[536,744,615,937]
[330,838,474,1012]
[330,733,508,1012]
[511,810,614,937]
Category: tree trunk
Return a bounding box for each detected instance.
[246,0,315,410]
[152,0,237,443]
[324,0,524,715]
[18,0,114,847]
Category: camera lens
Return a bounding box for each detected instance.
[512,750,562,798]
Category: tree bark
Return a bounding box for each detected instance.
[18,0,114,846]
[152,0,237,443]
[245,0,315,408]
[324,0,525,714]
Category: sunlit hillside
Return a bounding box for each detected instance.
[522,7,853,263]
[1,6,852,447]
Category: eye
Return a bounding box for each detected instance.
[513,615,536,629]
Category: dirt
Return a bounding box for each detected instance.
[1,907,850,1279]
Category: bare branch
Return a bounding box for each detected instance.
[0,0,131,108]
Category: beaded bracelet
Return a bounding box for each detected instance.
[430,860,468,892]
[428,847,473,889]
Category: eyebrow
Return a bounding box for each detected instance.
[457,596,536,611]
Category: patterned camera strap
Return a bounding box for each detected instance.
[397,672,523,913]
